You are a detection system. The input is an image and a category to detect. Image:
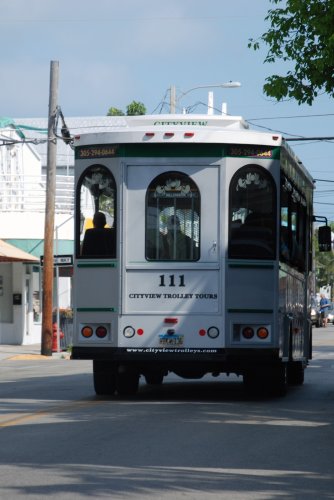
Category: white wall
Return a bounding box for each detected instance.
[0,212,74,240]
[0,263,13,323]
[0,262,23,344]
[0,262,42,345]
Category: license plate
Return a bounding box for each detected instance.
[159,335,184,347]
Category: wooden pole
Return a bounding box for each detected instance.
[170,85,176,113]
[41,60,59,356]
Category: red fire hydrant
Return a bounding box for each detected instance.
[52,323,65,352]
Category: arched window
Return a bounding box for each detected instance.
[76,165,116,258]
[229,165,276,259]
[146,171,200,261]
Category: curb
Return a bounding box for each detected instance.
[4,352,71,361]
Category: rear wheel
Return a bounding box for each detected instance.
[116,366,140,396]
[287,361,304,385]
[144,372,164,385]
[244,365,287,397]
[270,364,288,397]
[93,360,117,395]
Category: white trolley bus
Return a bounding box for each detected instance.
[71,113,328,396]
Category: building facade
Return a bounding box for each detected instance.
[0,116,121,345]
[0,118,74,344]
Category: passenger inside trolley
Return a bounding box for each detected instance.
[161,215,198,261]
[81,211,116,257]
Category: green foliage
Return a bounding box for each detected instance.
[126,101,146,116]
[315,224,334,289]
[107,101,146,116]
[107,107,125,116]
[248,0,334,104]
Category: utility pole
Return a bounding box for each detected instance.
[41,60,59,356]
[170,85,176,113]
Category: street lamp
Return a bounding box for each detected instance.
[169,81,241,114]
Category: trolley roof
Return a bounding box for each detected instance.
[73,113,282,148]
[73,113,314,186]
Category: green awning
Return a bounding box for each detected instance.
[4,239,74,259]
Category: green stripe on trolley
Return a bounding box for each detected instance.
[228,263,274,269]
[77,263,117,268]
[77,307,116,312]
[228,308,273,313]
[75,143,280,160]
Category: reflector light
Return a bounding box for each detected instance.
[164,132,174,138]
[123,326,135,338]
[207,326,219,339]
[184,132,194,138]
[272,135,279,141]
[242,326,254,339]
[257,327,269,339]
[81,326,93,338]
[199,329,206,336]
[137,328,144,335]
[96,326,108,338]
[145,132,155,137]
[164,318,178,324]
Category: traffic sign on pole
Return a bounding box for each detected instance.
[40,254,73,267]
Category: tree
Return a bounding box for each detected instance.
[126,101,146,116]
[315,224,334,290]
[107,107,125,116]
[107,101,146,116]
[248,0,334,104]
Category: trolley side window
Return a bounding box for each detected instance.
[280,175,307,272]
[146,171,200,261]
[76,164,116,258]
[228,165,276,260]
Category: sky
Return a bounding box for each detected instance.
[1,0,334,219]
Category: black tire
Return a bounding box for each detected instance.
[287,361,304,385]
[116,368,139,396]
[144,372,164,385]
[93,360,117,396]
[270,364,288,397]
[243,369,264,395]
[244,365,287,397]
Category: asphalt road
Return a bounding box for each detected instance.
[0,328,334,500]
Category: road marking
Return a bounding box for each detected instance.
[0,399,101,428]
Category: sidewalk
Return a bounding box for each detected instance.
[0,344,70,361]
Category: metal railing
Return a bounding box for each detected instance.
[0,174,74,213]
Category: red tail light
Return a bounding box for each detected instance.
[242,327,254,339]
[96,326,108,338]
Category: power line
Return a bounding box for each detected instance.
[248,113,334,121]
[0,137,50,147]
[247,119,334,141]
[286,136,334,142]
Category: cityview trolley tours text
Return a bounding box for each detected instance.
[71,113,330,396]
